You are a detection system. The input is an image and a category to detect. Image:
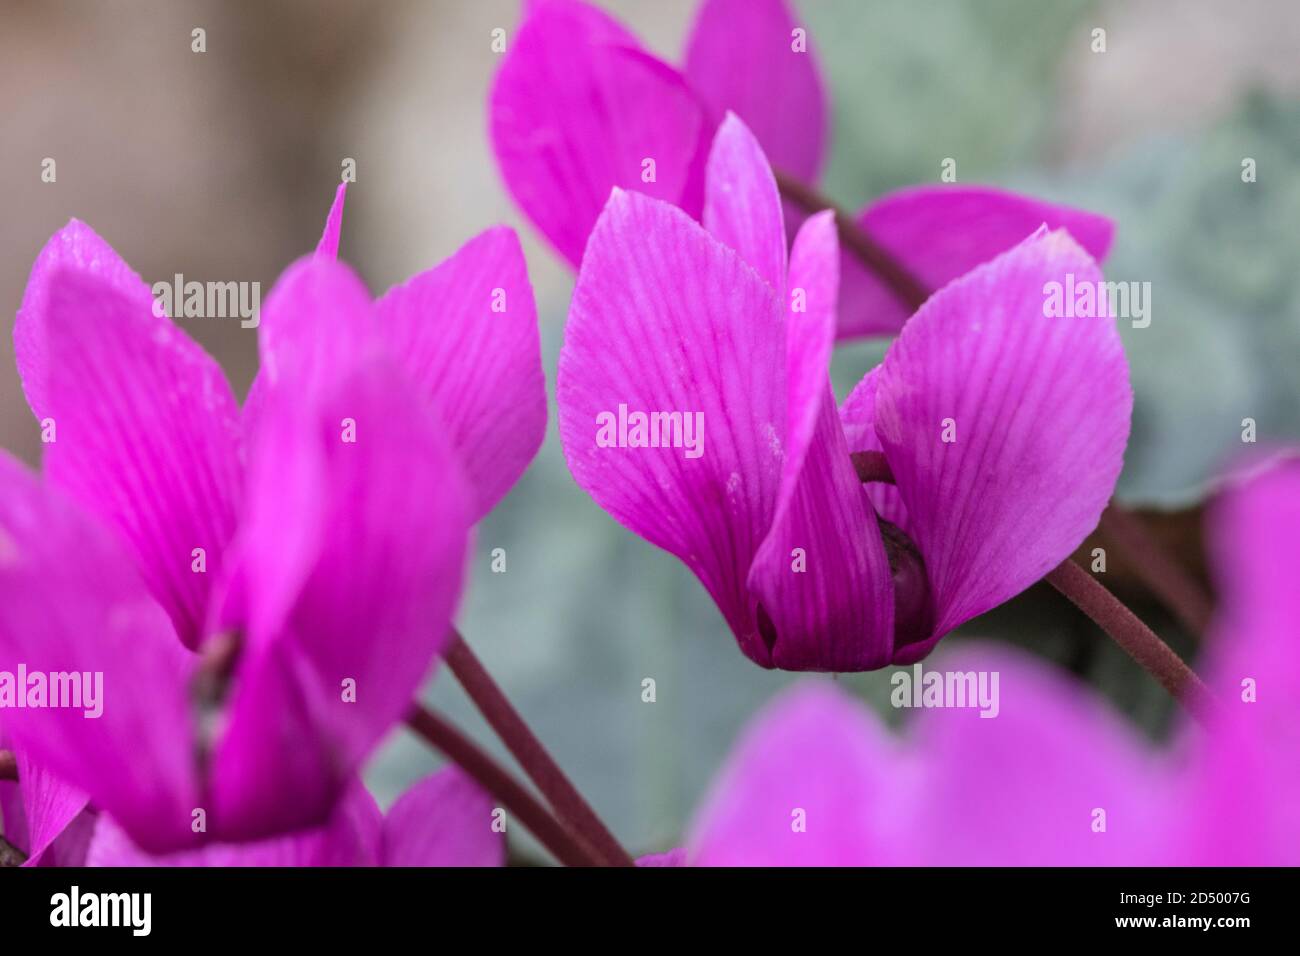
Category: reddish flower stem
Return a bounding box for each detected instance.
[405,705,603,867]
[444,632,635,867]
[1044,561,1214,722]
[782,170,1215,638]
[850,451,1213,720]
[0,749,16,782]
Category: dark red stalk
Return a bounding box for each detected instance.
[778,169,1215,638]
[405,705,603,867]
[444,633,635,867]
[0,749,16,782]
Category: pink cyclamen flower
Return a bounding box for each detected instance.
[0,186,546,853]
[558,115,1130,672]
[490,0,1114,337]
[86,768,503,868]
[658,457,1300,866]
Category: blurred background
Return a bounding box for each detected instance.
[2,0,1298,860]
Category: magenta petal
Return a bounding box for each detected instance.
[1185,459,1300,864]
[373,227,546,519]
[315,182,347,261]
[873,228,1131,658]
[701,114,786,291]
[380,767,505,867]
[257,256,374,393]
[636,848,687,867]
[210,358,472,841]
[748,212,895,670]
[36,268,243,650]
[490,0,707,267]
[558,190,785,664]
[8,746,88,866]
[688,682,901,865]
[839,186,1116,338]
[0,454,201,853]
[14,220,153,422]
[683,0,828,183]
[907,645,1166,865]
[88,781,382,866]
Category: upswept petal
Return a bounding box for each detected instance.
[373,227,546,519]
[37,268,243,650]
[838,186,1116,338]
[380,767,504,867]
[0,453,201,853]
[869,228,1131,659]
[490,0,707,266]
[688,682,905,865]
[14,219,154,421]
[256,256,374,395]
[683,0,828,182]
[701,113,786,291]
[315,182,348,261]
[210,357,472,841]
[905,645,1168,865]
[1183,458,1300,864]
[748,211,895,670]
[557,190,785,664]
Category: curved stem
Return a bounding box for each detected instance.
[849,451,1213,719]
[1098,504,1214,637]
[405,705,603,867]
[773,167,929,312]
[783,169,1216,639]
[1045,560,1215,722]
[444,632,635,867]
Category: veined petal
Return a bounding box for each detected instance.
[210,357,472,841]
[373,227,546,520]
[381,767,504,867]
[8,746,88,866]
[688,682,905,865]
[0,453,201,853]
[872,228,1131,660]
[748,212,894,670]
[558,190,785,664]
[1183,458,1300,864]
[683,0,828,182]
[37,266,243,650]
[702,114,786,291]
[490,0,707,266]
[906,645,1167,865]
[839,186,1115,339]
[88,781,382,866]
[14,220,153,422]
